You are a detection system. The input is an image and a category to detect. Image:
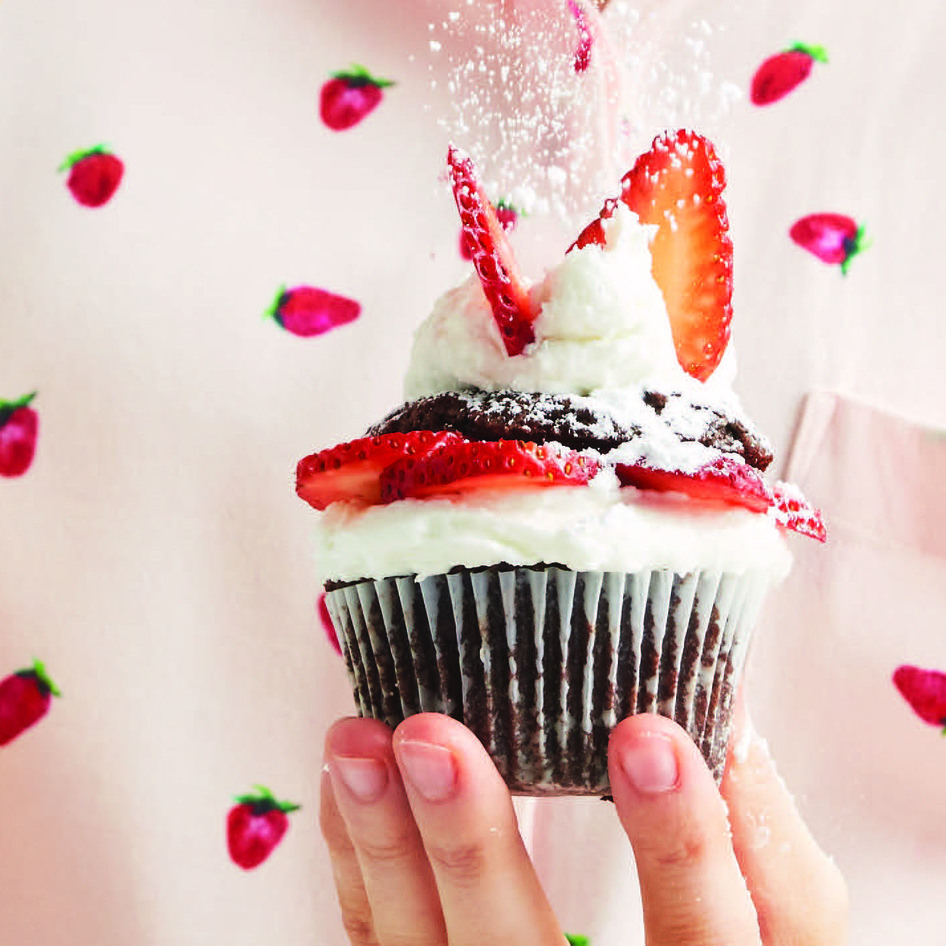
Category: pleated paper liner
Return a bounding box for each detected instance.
[324,564,772,795]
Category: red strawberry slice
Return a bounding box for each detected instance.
[571,130,733,382]
[750,43,829,106]
[265,285,361,337]
[789,214,868,275]
[0,659,60,747]
[447,146,536,356]
[319,65,395,131]
[58,146,124,207]
[0,391,39,478]
[317,592,342,657]
[296,431,462,510]
[772,482,827,542]
[226,785,300,870]
[892,665,946,731]
[459,200,519,260]
[380,439,599,503]
[567,0,595,73]
[615,456,773,512]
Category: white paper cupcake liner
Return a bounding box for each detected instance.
[324,564,772,794]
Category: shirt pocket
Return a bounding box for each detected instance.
[753,390,946,943]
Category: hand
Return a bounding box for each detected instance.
[320,705,847,945]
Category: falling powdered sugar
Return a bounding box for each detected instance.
[423,1,743,227]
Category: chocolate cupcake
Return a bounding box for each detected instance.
[297,134,825,794]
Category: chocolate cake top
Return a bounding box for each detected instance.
[367,388,773,472]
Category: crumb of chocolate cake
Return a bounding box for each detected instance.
[367,389,773,471]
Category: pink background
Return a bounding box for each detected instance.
[2,1,945,943]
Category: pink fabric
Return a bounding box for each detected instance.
[788,391,946,559]
[3,1,946,944]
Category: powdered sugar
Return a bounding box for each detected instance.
[424,2,743,225]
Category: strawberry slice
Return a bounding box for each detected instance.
[447,146,535,357]
[772,481,827,542]
[380,439,599,503]
[615,456,773,513]
[571,130,733,382]
[296,431,461,510]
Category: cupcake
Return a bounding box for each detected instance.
[297,130,825,794]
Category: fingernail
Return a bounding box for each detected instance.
[620,732,679,794]
[331,756,389,803]
[396,740,458,802]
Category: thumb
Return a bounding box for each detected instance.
[608,714,761,946]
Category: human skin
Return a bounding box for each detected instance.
[320,699,848,945]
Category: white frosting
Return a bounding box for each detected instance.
[315,476,792,582]
[406,207,692,398]
[312,203,789,583]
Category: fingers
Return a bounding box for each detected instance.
[392,713,563,946]
[721,702,848,946]
[608,714,762,946]
[323,718,447,946]
[319,766,378,946]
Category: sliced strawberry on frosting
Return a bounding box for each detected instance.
[772,481,827,542]
[447,145,536,357]
[615,455,773,513]
[571,130,733,383]
[380,439,599,503]
[296,431,461,510]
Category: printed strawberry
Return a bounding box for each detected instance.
[296,431,462,510]
[58,145,124,207]
[567,0,594,73]
[892,665,946,732]
[615,456,773,512]
[750,43,829,106]
[772,481,827,542]
[789,214,868,274]
[380,439,599,502]
[448,146,536,356]
[571,130,733,382]
[265,285,361,338]
[226,785,300,870]
[317,592,342,657]
[0,659,60,747]
[319,65,395,131]
[0,391,39,478]
[459,200,519,260]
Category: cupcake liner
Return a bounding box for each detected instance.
[325,564,772,794]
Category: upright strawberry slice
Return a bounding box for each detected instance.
[459,200,519,261]
[892,665,946,731]
[571,130,733,382]
[447,146,535,356]
[615,456,772,512]
[296,431,461,510]
[380,439,599,503]
[772,481,827,542]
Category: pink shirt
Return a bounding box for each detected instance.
[1,1,944,944]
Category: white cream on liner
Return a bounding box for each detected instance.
[313,480,792,583]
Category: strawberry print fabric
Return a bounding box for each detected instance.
[2,1,946,945]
